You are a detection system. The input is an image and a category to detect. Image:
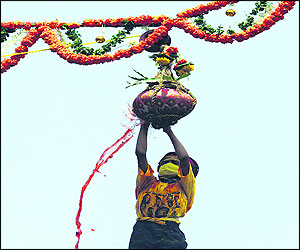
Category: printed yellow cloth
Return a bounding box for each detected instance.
[135,164,196,224]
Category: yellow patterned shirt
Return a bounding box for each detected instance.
[135,164,196,224]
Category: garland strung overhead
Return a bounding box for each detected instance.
[1,1,296,74]
[60,20,136,56]
[193,1,274,35]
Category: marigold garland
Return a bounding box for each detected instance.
[193,1,273,35]
[1,28,42,73]
[60,20,136,56]
[1,1,296,73]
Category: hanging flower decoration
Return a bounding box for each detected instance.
[155,55,172,66]
[174,59,194,77]
[165,46,179,57]
[193,1,276,36]
[127,44,193,89]
[1,1,296,73]
[60,19,136,56]
[149,46,179,66]
[1,28,42,73]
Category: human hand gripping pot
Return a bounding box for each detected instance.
[129,121,199,249]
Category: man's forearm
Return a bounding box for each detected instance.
[135,124,149,156]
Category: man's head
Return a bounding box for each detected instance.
[157,152,199,178]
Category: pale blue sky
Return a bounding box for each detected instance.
[1,1,299,249]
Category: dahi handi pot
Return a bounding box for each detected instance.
[132,81,197,129]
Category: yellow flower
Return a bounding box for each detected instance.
[156,57,171,65]
[177,64,194,76]
[185,64,194,72]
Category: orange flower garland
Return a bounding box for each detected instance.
[176,1,239,18]
[1,1,296,73]
[1,28,42,73]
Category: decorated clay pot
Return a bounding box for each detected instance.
[132,83,196,129]
[139,30,171,52]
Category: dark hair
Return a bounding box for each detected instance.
[157,152,199,177]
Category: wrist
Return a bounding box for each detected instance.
[165,129,173,136]
[140,124,149,131]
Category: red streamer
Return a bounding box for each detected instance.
[74,121,139,249]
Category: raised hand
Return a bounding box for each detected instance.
[163,125,172,134]
[140,120,150,129]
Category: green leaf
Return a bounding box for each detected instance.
[162,75,173,81]
[144,78,159,83]
[132,68,148,79]
[128,75,144,81]
[126,81,143,89]
[176,73,190,81]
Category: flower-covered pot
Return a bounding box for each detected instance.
[132,82,197,129]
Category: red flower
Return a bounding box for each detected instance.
[174,59,188,70]
[113,50,123,61]
[23,22,32,30]
[178,59,187,65]
[218,34,233,44]
[152,15,167,24]
[166,47,178,54]
[67,23,81,29]
[103,18,114,26]
[109,18,122,26]
[15,45,28,53]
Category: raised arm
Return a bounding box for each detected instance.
[163,126,190,176]
[135,121,150,173]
